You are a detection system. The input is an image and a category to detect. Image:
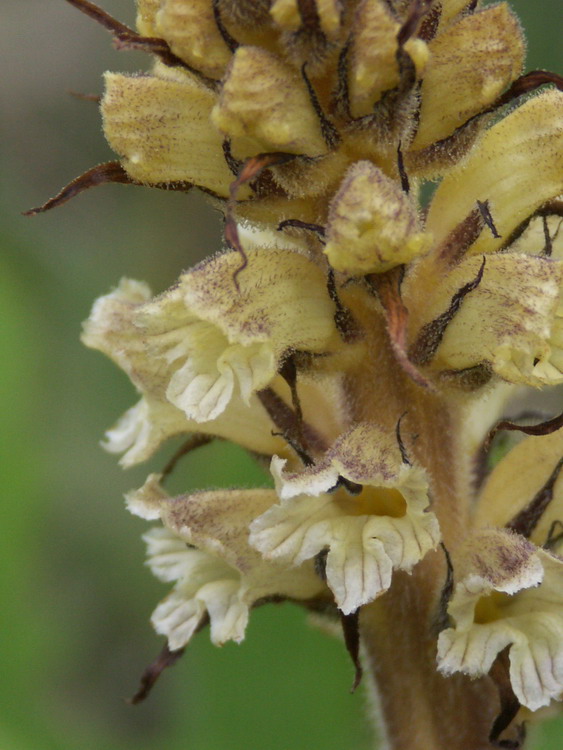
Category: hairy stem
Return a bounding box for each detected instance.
[360,567,499,750]
[346,305,502,748]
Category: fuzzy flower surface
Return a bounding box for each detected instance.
[42,1,563,747]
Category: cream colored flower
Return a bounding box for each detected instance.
[437,529,563,711]
[323,161,429,275]
[475,427,563,552]
[425,90,563,255]
[102,396,190,468]
[401,91,563,390]
[148,0,232,80]
[407,253,563,387]
[82,245,338,425]
[103,63,238,197]
[347,0,428,120]
[211,46,329,159]
[437,428,563,711]
[250,423,439,614]
[411,2,525,151]
[127,474,327,648]
[81,274,289,461]
[101,393,286,467]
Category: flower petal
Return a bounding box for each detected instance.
[133,479,329,596]
[475,427,563,549]
[128,478,327,648]
[82,276,290,459]
[102,397,189,467]
[271,422,430,502]
[211,46,327,158]
[426,91,563,255]
[146,249,336,420]
[407,253,563,387]
[198,579,250,645]
[151,583,207,649]
[437,529,563,710]
[413,4,524,149]
[103,391,287,465]
[250,423,439,613]
[83,246,337,426]
[143,526,198,583]
[102,64,236,196]
[144,524,248,648]
[155,0,232,79]
[150,567,247,648]
[347,0,427,118]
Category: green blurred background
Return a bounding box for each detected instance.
[1,1,561,748]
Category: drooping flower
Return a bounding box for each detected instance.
[437,428,563,711]
[437,529,563,711]
[83,243,339,423]
[81,226,349,465]
[127,474,328,648]
[81,274,288,460]
[250,422,439,614]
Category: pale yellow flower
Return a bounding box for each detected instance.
[45,0,563,744]
[437,428,563,711]
[323,160,429,275]
[437,529,563,711]
[127,473,328,648]
[250,423,439,614]
[402,91,563,390]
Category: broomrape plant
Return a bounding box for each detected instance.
[31,1,563,748]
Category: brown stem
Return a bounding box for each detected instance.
[359,399,500,749]
[346,305,502,748]
[360,566,499,750]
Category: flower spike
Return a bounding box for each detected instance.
[45,0,563,743]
